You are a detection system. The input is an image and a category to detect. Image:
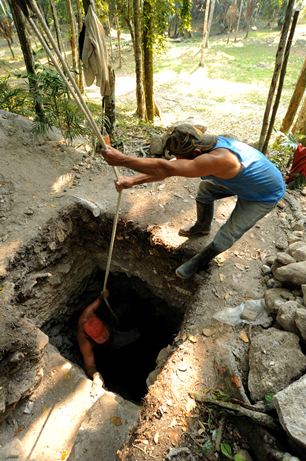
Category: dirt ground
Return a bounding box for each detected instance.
[1,27,306,461]
[1,107,305,461]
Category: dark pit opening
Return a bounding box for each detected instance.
[42,267,183,403]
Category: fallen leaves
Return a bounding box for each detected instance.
[230,374,242,389]
[239,330,249,343]
[111,416,123,426]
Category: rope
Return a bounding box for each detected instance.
[24,0,122,298]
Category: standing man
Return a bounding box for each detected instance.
[100,125,286,280]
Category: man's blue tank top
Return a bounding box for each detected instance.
[203,137,286,204]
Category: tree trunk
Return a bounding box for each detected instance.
[280,56,306,133]
[143,0,154,121]
[200,0,210,66]
[66,0,78,85]
[133,0,146,120]
[207,0,216,44]
[50,0,62,54]
[262,9,299,154]
[115,15,122,68]
[75,0,84,92]
[8,0,44,118]
[234,0,244,42]
[292,95,306,136]
[104,68,116,136]
[258,0,295,152]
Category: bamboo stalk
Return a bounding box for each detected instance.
[258,0,296,152]
[262,10,300,154]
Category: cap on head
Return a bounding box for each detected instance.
[83,315,110,344]
[165,124,217,156]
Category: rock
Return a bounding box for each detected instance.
[295,308,306,341]
[271,253,296,274]
[0,439,25,460]
[292,220,305,232]
[69,391,140,461]
[288,242,306,262]
[264,255,276,266]
[264,288,295,314]
[261,264,271,275]
[266,278,283,288]
[214,339,250,404]
[248,328,306,401]
[276,301,302,333]
[274,261,306,285]
[277,200,286,209]
[275,252,296,266]
[166,447,196,461]
[24,208,34,216]
[275,240,288,251]
[288,231,303,245]
[273,374,306,451]
[0,282,15,306]
[146,345,174,387]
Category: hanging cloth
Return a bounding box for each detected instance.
[81,4,111,96]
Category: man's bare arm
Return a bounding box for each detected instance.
[101,146,241,180]
[114,172,166,191]
[77,327,97,378]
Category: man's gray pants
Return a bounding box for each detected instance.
[197,180,276,252]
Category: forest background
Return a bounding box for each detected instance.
[0,0,305,173]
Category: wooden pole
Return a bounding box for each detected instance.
[75,0,84,92]
[258,0,295,151]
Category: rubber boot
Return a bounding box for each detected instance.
[179,201,214,237]
[175,243,220,280]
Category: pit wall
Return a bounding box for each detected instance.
[0,204,192,421]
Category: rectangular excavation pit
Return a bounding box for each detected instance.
[41,267,184,403]
[8,206,191,409]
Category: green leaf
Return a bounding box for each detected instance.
[202,438,214,455]
[234,454,247,461]
[220,442,233,459]
[264,393,274,404]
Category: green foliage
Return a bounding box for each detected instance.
[221,442,233,459]
[0,77,33,116]
[287,173,306,190]
[264,392,274,405]
[258,0,284,20]
[269,132,298,172]
[10,65,102,144]
[269,142,294,171]
[142,0,191,51]
[220,442,247,461]
[96,0,109,24]
[30,65,92,143]
[202,438,214,456]
[210,388,231,401]
[178,0,192,34]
